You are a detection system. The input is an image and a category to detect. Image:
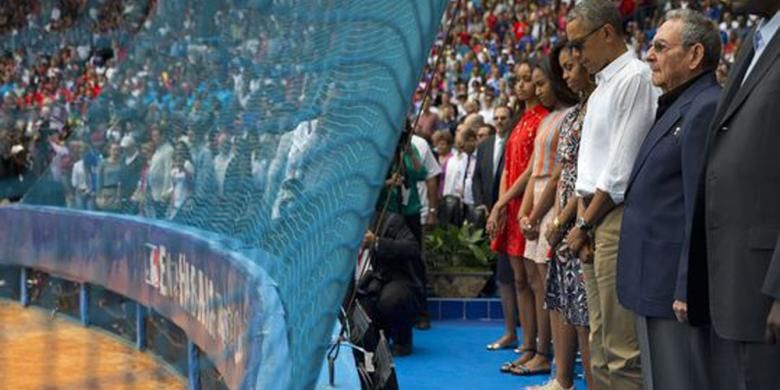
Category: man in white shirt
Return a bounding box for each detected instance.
[213,132,234,196]
[410,133,441,330]
[148,127,173,206]
[441,129,477,206]
[564,1,660,389]
[411,134,441,227]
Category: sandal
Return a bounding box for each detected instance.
[509,361,552,376]
[499,348,535,373]
[486,338,518,351]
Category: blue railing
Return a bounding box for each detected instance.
[0,205,290,390]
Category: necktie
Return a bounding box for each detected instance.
[742,24,764,85]
[461,154,472,196]
[755,28,764,53]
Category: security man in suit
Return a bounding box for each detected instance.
[686,0,780,389]
[616,9,722,390]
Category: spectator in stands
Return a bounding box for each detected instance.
[119,134,144,213]
[165,141,194,219]
[131,142,156,218]
[95,142,123,212]
[187,125,215,197]
[147,127,173,217]
[415,100,439,142]
[213,132,233,197]
[432,130,454,166]
[564,1,659,388]
[440,128,478,207]
[476,124,495,145]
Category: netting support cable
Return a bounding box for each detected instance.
[19,268,28,307]
[79,283,89,327]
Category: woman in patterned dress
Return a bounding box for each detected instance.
[487,60,550,374]
[530,44,596,390]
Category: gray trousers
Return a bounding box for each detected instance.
[636,315,711,390]
[709,328,780,390]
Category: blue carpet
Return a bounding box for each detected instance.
[394,321,586,390]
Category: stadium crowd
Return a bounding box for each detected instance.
[1,0,779,389]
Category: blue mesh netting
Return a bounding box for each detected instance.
[0,0,447,388]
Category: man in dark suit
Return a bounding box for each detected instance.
[616,10,721,390]
[472,105,511,213]
[472,105,519,350]
[686,1,780,389]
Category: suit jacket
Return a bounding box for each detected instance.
[617,72,720,319]
[687,28,780,341]
[471,135,505,210]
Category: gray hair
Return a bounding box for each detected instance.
[568,0,623,35]
[665,9,722,70]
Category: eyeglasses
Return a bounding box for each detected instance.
[649,40,683,53]
[494,115,508,121]
[568,24,605,52]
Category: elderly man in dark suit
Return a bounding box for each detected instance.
[616,9,722,390]
[685,0,780,389]
[473,105,518,350]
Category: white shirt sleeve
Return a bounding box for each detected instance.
[412,135,442,179]
[595,73,658,204]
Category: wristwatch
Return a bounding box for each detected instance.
[576,216,594,232]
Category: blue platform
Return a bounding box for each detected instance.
[395,320,587,390]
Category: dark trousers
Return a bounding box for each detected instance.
[636,315,711,390]
[403,214,429,317]
[710,328,780,390]
[360,280,418,346]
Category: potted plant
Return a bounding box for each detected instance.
[424,222,495,298]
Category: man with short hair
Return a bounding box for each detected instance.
[564,1,660,388]
[686,0,780,389]
[617,9,722,390]
[476,124,495,145]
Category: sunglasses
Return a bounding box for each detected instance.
[568,24,605,52]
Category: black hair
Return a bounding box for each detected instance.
[540,43,580,107]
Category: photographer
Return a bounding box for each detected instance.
[358,212,425,357]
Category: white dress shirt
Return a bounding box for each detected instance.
[412,135,442,222]
[743,10,780,85]
[71,160,88,191]
[148,143,173,202]
[441,150,477,205]
[575,50,660,204]
[493,134,506,177]
[213,151,233,196]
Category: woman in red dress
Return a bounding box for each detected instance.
[487,60,549,375]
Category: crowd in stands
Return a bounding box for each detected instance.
[0,0,755,215]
